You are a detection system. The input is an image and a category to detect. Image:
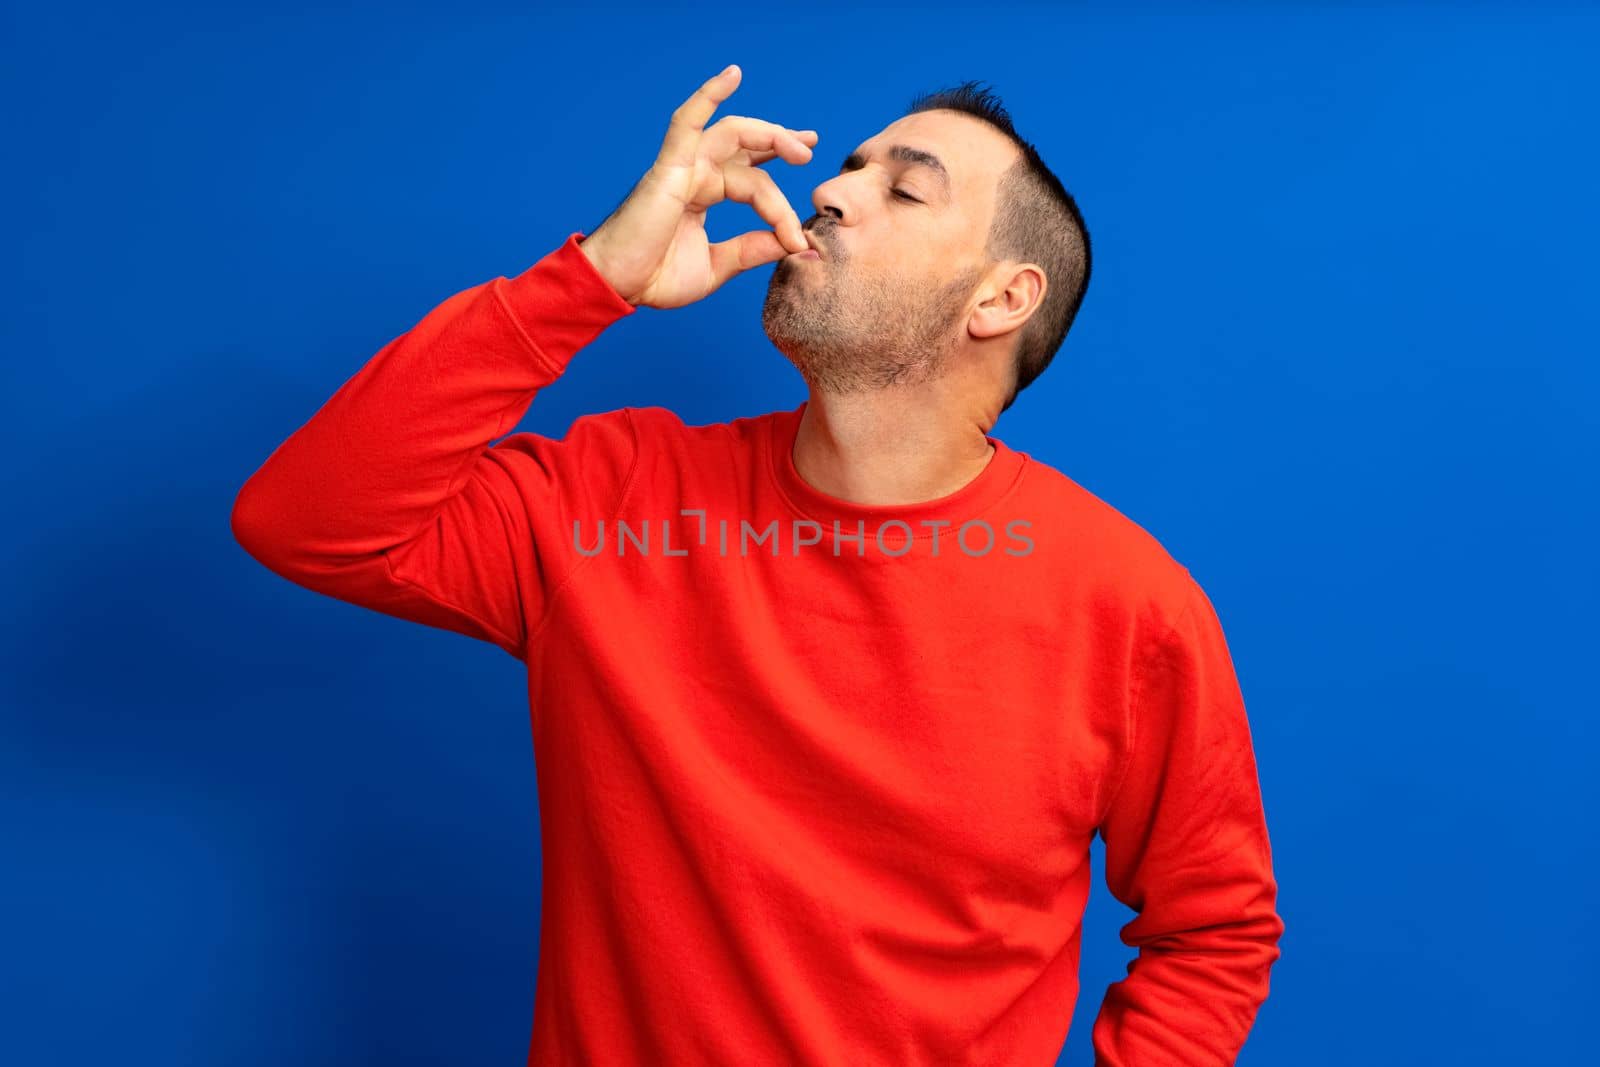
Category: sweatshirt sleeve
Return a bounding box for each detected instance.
[230,231,638,661]
[1091,575,1284,1065]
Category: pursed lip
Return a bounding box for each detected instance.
[803,232,827,259]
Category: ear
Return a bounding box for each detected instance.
[969,263,1046,341]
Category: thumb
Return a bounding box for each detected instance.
[708,229,790,290]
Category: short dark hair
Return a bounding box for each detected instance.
[905,81,1092,414]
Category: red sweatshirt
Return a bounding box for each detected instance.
[232,230,1283,1065]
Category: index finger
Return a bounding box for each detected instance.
[658,64,741,170]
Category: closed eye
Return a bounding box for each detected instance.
[891,189,922,204]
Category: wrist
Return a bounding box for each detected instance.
[577,232,637,306]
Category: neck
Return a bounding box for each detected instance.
[792,387,999,506]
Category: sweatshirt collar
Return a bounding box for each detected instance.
[766,401,1027,533]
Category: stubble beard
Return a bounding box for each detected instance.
[762,255,984,395]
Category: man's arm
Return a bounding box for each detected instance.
[1092,575,1284,1064]
[229,231,638,660]
[231,67,821,659]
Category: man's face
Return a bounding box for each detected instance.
[762,110,1019,394]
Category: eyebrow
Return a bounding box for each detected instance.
[839,144,952,202]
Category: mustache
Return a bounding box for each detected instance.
[801,221,836,253]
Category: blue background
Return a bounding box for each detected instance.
[4,2,1596,1063]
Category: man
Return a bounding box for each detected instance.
[232,63,1283,1065]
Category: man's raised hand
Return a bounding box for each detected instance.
[578,65,818,310]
